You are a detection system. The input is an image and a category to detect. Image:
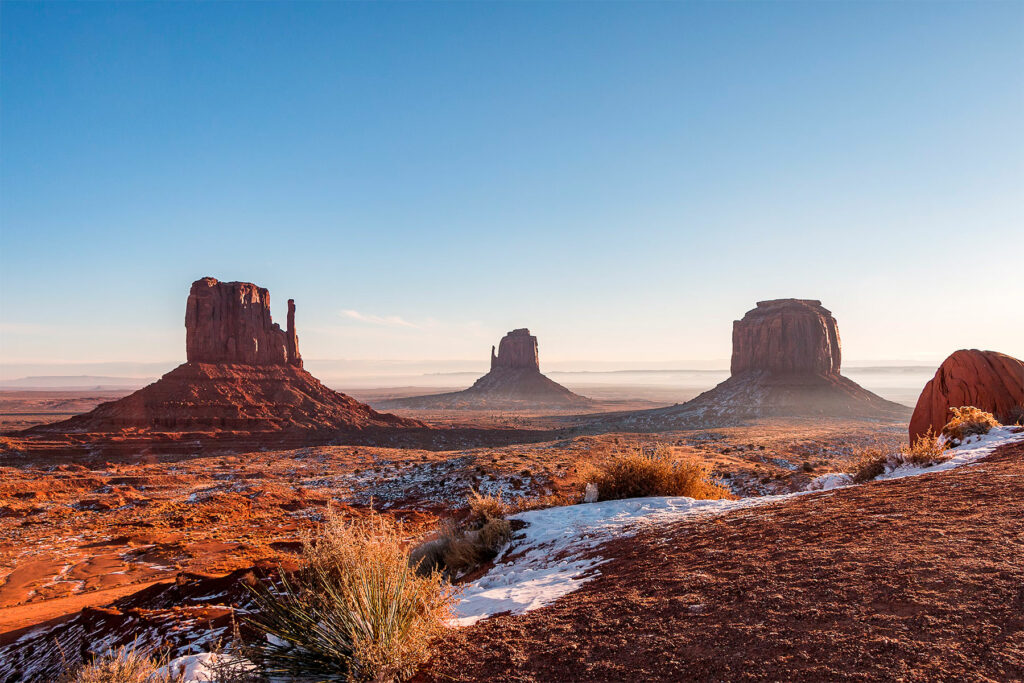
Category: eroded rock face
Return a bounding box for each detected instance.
[185,277,301,367]
[491,329,540,371]
[909,350,1024,443]
[731,299,841,376]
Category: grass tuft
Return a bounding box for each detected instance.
[246,510,454,682]
[58,645,181,683]
[585,446,733,501]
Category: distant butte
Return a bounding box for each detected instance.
[606,298,909,428]
[23,277,423,447]
[380,328,592,410]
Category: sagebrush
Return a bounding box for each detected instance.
[585,446,733,501]
[942,406,1000,443]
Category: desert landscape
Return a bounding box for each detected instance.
[2,2,1022,681]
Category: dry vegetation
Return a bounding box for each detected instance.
[58,645,182,683]
[941,406,1000,443]
[853,430,953,483]
[585,446,733,502]
[246,511,454,682]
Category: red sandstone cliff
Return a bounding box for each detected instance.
[909,349,1024,443]
[731,299,841,376]
[185,277,302,367]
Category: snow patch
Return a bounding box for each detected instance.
[453,426,1023,626]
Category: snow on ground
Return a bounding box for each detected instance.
[453,426,1024,626]
[154,653,256,682]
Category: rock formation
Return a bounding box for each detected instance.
[491,329,540,371]
[605,299,908,429]
[909,349,1024,443]
[27,277,422,442]
[380,328,591,410]
[731,299,841,376]
[185,277,301,367]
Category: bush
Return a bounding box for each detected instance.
[852,448,890,483]
[586,446,733,501]
[942,406,1000,443]
[897,429,949,467]
[246,511,453,682]
[59,645,181,683]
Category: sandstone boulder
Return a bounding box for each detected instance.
[909,349,1024,443]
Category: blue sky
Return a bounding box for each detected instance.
[2,1,1022,369]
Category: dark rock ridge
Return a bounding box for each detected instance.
[186,277,302,367]
[380,328,591,410]
[909,349,1024,443]
[27,278,422,438]
[602,299,908,429]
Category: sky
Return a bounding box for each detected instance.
[1,1,1022,374]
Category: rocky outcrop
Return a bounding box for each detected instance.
[491,329,540,371]
[185,277,301,367]
[731,299,841,376]
[602,299,907,429]
[381,328,590,410]
[909,350,1024,443]
[28,278,421,441]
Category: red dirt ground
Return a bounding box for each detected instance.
[422,439,1024,682]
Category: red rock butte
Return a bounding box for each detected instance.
[607,298,908,428]
[731,299,841,376]
[381,328,590,409]
[185,277,302,367]
[909,349,1024,443]
[24,277,423,443]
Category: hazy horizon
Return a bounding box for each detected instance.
[2,2,1022,367]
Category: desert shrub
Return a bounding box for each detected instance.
[246,511,453,682]
[466,489,509,523]
[851,448,890,484]
[586,446,733,501]
[942,406,1000,443]
[897,430,949,467]
[1001,404,1024,426]
[58,645,182,683]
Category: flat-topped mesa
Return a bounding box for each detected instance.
[490,328,540,372]
[185,277,302,367]
[731,299,841,376]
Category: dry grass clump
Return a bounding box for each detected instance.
[246,510,454,682]
[852,448,891,484]
[852,431,952,483]
[412,490,516,579]
[898,430,950,467]
[586,446,733,501]
[58,646,182,683]
[942,406,1000,443]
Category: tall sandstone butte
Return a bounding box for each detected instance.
[381,327,589,409]
[490,328,540,371]
[26,277,420,440]
[603,298,907,428]
[185,277,302,367]
[909,349,1024,443]
[731,299,841,376]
